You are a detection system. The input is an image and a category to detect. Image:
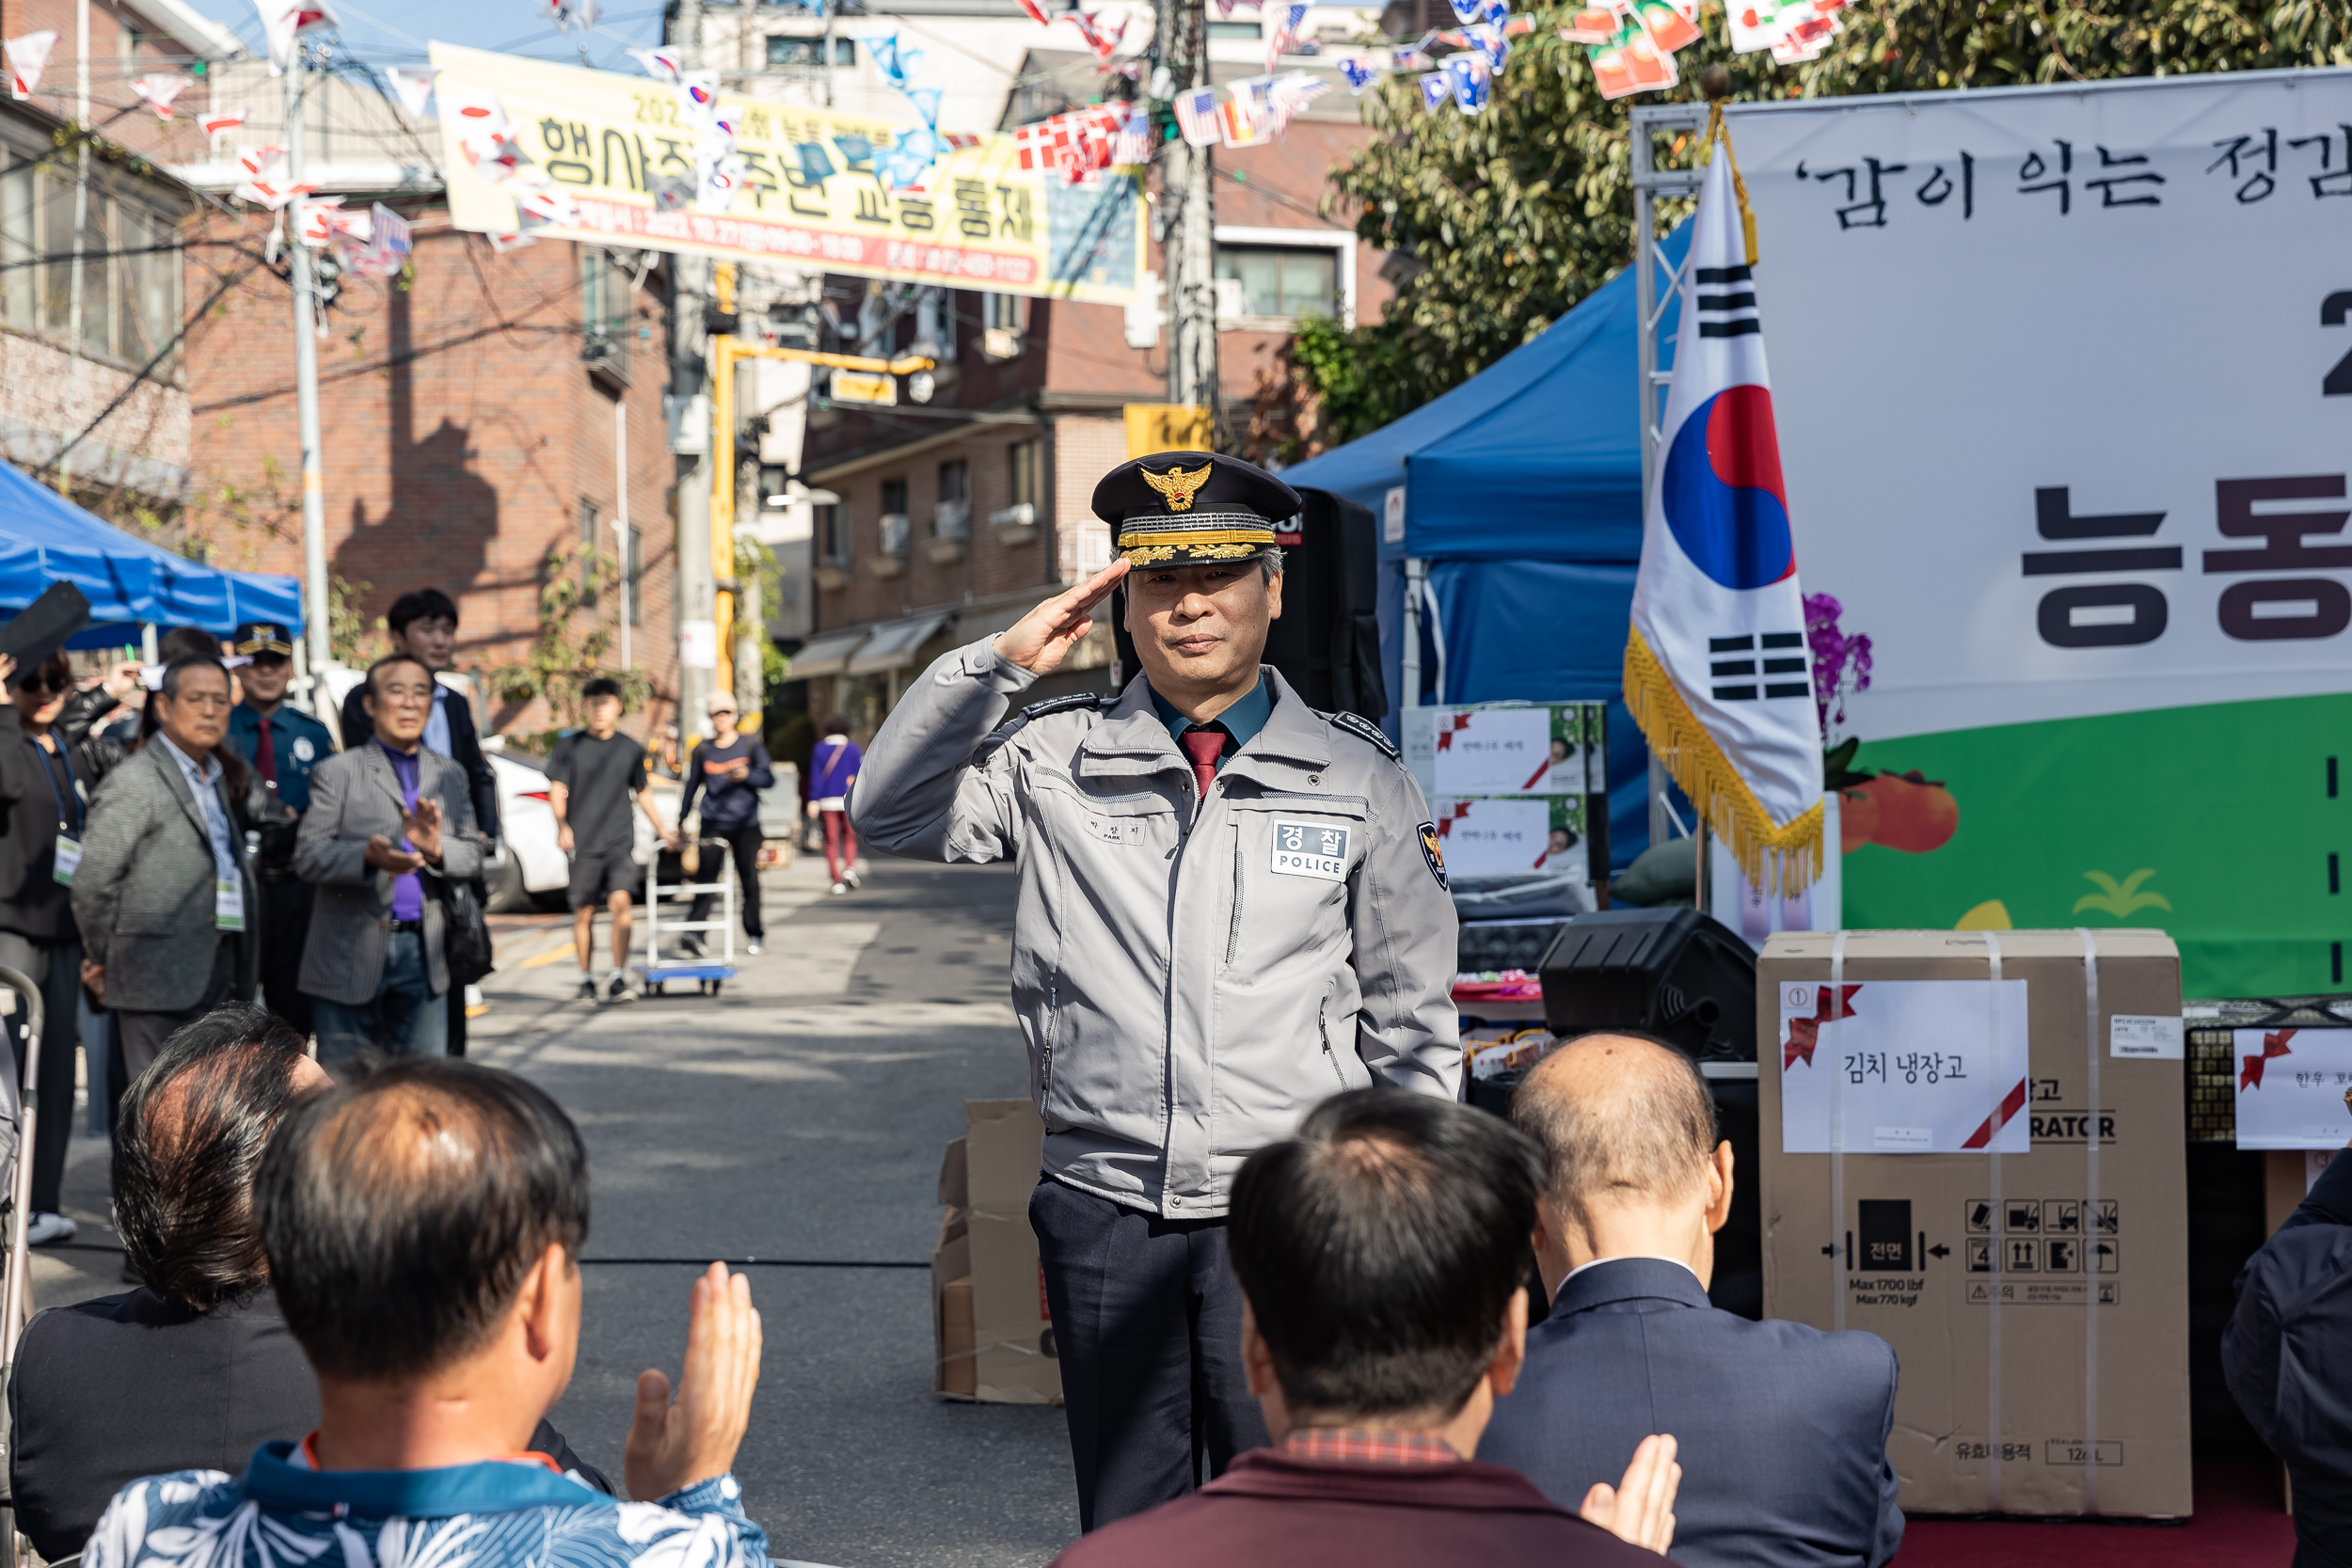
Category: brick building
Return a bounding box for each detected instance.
[0,0,237,519]
[177,210,681,737]
[787,66,1390,737]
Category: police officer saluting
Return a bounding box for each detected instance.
[224,621,334,1037]
[854,452,1461,1528]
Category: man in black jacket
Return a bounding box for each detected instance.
[2225,1134,2352,1568]
[340,589,499,1055]
[6,1006,611,1560]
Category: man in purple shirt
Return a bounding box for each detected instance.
[293,655,485,1061]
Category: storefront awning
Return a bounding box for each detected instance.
[787,628,869,680]
[848,612,951,676]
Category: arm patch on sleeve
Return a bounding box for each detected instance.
[1417,821,1448,890]
[1322,708,1401,762]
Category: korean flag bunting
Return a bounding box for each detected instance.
[1625,109,1823,893]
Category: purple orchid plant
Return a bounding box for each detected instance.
[1804,592,1874,749]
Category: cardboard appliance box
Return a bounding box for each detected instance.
[1757,929,2189,1517]
[930,1099,1062,1404]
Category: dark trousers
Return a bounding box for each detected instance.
[0,933,78,1214]
[686,826,766,940]
[1029,1176,1269,1532]
[109,937,238,1147]
[256,875,314,1039]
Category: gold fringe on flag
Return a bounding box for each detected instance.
[1624,626,1824,895]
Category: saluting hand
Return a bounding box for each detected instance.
[994,560,1130,676]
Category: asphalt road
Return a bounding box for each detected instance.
[35,849,1077,1568]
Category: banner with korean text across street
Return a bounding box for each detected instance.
[428,44,1145,304]
[1724,71,2352,999]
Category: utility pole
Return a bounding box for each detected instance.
[287,41,331,683]
[672,0,716,755]
[1158,0,1216,438]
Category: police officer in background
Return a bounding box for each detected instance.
[224,622,334,1037]
[854,452,1461,1529]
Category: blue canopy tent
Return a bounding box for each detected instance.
[0,459,303,646]
[1283,223,1688,872]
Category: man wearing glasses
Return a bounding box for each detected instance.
[292,654,485,1061]
[72,654,262,1140]
[225,621,336,1037]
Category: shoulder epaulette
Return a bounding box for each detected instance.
[1020,690,1114,723]
[1321,708,1402,762]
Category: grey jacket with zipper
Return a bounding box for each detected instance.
[852,636,1461,1219]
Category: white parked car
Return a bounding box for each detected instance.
[485,748,688,911]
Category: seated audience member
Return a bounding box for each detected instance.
[84,1057,766,1568]
[2223,1140,2352,1566]
[1478,1033,1904,1568]
[10,1011,611,1560]
[1054,1087,1679,1568]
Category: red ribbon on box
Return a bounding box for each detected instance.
[1783,984,1861,1070]
[2241,1027,2297,1091]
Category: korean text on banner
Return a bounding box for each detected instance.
[1779,978,2032,1153]
[429,43,1145,305]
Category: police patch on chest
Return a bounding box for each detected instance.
[292,736,315,763]
[1269,819,1352,880]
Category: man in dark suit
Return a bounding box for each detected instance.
[1480,1032,1905,1568]
[2224,1134,2352,1567]
[1053,1088,1680,1568]
[339,589,498,1055]
[7,1006,608,1560]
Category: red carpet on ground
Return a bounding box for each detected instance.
[1892,1466,2296,1566]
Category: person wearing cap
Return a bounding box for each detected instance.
[677,690,774,958]
[853,451,1461,1529]
[225,621,336,1038]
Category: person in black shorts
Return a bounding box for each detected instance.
[547,678,675,1003]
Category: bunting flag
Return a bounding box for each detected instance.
[1217,75,1278,148]
[1443,53,1490,113]
[4,30,56,101]
[1624,111,1823,893]
[1267,71,1329,131]
[487,229,533,253]
[383,64,434,119]
[335,201,412,278]
[1172,85,1219,145]
[200,107,247,139]
[626,46,680,82]
[1011,116,1067,170]
[1467,22,1508,69]
[132,72,193,119]
[255,0,339,74]
[1263,1,1310,71]
[1072,10,1122,59]
[1111,103,1152,164]
[1340,57,1376,93]
[675,68,721,123]
[1416,70,1449,112]
[232,144,318,209]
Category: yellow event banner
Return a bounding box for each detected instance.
[428,43,1145,304]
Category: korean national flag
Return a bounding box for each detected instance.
[1625,130,1824,893]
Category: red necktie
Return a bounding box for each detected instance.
[1179,727,1227,801]
[253,714,278,784]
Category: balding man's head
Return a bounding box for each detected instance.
[256,1057,589,1384]
[1512,1032,1719,1217]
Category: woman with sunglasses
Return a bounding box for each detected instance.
[0,652,107,1243]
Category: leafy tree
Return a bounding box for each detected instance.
[1297,0,2352,443]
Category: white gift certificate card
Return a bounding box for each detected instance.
[1779,978,2031,1154]
[2233,1027,2352,1150]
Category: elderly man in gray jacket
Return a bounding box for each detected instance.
[72,654,260,1139]
[294,654,483,1062]
[853,452,1460,1532]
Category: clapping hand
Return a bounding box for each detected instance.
[401,796,444,863]
[993,560,1129,676]
[1580,1433,1679,1555]
[364,833,425,875]
[624,1261,763,1501]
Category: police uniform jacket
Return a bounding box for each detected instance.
[852,636,1461,1219]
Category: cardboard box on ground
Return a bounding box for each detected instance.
[933,1100,1062,1404]
[1757,929,2191,1517]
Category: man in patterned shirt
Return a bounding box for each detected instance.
[83,1058,770,1568]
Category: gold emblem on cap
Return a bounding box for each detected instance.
[1140,461,1212,513]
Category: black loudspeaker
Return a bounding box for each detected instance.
[1535,908,1757,1064]
[1109,484,1387,721]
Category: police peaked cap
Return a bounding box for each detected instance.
[232,621,295,656]
[1092,451,1302,567]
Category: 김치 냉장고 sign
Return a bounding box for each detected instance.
[430,43,1144,304]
